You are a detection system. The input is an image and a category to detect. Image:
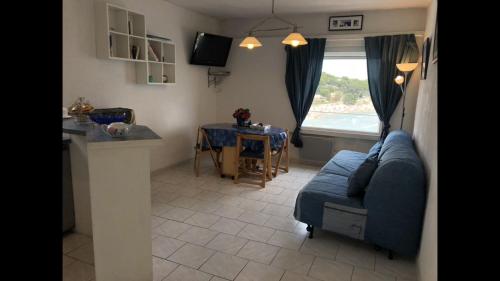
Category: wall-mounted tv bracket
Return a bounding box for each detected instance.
[208,67,231,88]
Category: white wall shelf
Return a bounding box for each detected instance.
[96,2,176,86]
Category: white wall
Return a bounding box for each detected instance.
[63,0,221,171]
[413,1,437,281]
[216,8,427,159]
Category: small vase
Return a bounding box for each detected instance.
[237,118,245,127]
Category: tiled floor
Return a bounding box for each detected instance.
[63,159,418,281]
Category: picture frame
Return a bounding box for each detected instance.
[421,37,431,80]
[329,15,363,31]
[432,21,438,64]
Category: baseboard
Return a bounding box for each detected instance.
[150,158,194,177]
[289,157,325,167]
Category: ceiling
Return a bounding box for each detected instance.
[166,0,430,19]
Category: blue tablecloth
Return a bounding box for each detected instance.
[201,123,287,151]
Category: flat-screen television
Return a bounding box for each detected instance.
[189,32,233,67]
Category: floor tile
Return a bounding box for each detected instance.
[336,242,376,270]
[210,277,230,281]
[261,186,285,195]
[177,226,219,246]
[153,257,178,281]
[352,267,396,281]
[170,196,200,209]
[234,261,284,281]
[152,216,168,228]
[238,198,268,212]
[264,215,298,232]
[154,191,182,204]
[261,204,293,217]
[206,233,248,255]
[63,260,95,281]
[280,271,321,281]
[152,236,186,259]
[237,224,276,243]
[300,234,340,260]
[308,257,353,281]
[374,253,417,280]
[63,233,92,254]
[165,265,213,281]
[167,243,215,269]
[218,185,248,196]
[192,200,223,213]
[153,220,192,238]
[267,230,305,250]
[240,190,266,201]
[160,207,196,222]
[67,242,94,264]
[200,252,248,280]
[260,194,287,204]
[236,240,280,264]
[237,210,271,225]
[196,191,225,202]
[271,248,314,275]
[152,202,175,216]
[213,205,246,219]
[217,195,244,207]
[63,255,77,267]
[210,218,247,235]
[185,212,221,228]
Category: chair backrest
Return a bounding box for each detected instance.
[236,133,271,154]
[196,127,216,150]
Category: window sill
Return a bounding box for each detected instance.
[301,127,380,141]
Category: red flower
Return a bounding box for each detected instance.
[233,108,251,120]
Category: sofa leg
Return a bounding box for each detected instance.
[306,225,314,239]
[388,250,394,260]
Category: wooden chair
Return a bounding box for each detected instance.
[272,128,290,177]
[194,127,221,177]
[234,134,272,188]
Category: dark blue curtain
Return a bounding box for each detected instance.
[284,38,326,147]
[365,34,419,139]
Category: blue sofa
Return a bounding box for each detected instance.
[294,130,426,257]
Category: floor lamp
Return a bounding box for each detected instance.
[394,63,418,130]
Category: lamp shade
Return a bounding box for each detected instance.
[394,75,405,85]
[396,63,418,72]
[239,36,262,49]
[282,32,308,47]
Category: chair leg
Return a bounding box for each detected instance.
[194,149,200,177]
[261,159,266,188]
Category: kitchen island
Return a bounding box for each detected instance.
[63,118,161,281]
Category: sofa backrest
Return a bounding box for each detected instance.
[363,130,426,256]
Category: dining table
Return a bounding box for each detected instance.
[201,123,288,177]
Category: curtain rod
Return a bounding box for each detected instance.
[308,31,425,40]
[234,30,424,39]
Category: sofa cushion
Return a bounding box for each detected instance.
[320,150,367,177]
[293,171,365,228]
[367,141,383,159]
[347,156,378,197]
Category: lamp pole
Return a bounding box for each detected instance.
[400,71,408,130]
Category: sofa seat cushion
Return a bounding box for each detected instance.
[294,171,365,228]
[320,150,368,177]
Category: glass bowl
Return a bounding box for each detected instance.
[101,122,133,138]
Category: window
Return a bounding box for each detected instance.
[302,52,380,135]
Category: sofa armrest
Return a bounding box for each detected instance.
[363,160,426,256]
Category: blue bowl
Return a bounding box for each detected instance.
[89,113,127,125]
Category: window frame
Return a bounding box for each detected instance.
[302,52,381,138]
